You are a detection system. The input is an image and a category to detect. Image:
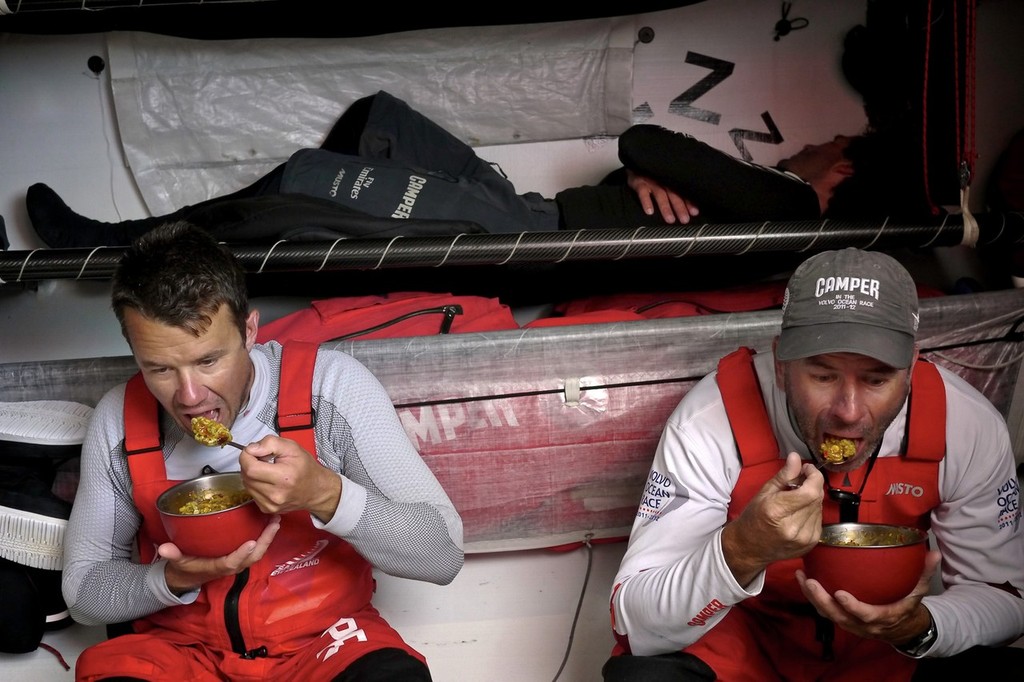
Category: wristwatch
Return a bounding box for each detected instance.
[895,616,937,657]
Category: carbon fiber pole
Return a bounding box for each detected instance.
[2,213,1022,284]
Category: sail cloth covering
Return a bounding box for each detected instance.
[2,289,1022,552]
[106,18,636,216]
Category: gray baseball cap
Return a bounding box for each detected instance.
[776,248,919,368]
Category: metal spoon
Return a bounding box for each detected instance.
[786,461,826,489]
[191,418,275,461]
[198,434,276,462]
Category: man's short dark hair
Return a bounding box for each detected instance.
[111,221,250,342]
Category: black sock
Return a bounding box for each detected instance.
[26,183,181,248]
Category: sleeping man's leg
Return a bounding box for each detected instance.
[26,165,287,249]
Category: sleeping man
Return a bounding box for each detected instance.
[26,90,882,249]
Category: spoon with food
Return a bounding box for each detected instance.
[191,416,244,450]
[191,416,275,462]
[785,437,856,489]
[819,436,857,464]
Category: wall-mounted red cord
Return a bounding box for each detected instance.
[957,0,977,194]
[921,0,977,216]
[922,0,938,215]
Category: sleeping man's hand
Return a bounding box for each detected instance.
[626,170,700,225]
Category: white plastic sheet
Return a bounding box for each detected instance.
[106,17,636,215]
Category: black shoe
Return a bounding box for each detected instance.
[0,558,72,655]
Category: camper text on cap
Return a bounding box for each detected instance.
[775,248,919,368]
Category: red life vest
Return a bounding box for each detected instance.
[692,347,945,677]
[121,341,375,656]
[717,346,945,528]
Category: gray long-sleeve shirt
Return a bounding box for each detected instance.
[63,341,464,626]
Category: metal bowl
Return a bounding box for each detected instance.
[156,472,269,557]
[803,522,928,605]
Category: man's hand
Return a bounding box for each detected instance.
[158,515,281,595]
[796,550,940,646]
[239,435,343,524]
[721,452,824,587]
[626,170,700,224]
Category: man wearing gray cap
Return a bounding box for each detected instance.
[604,248,1024,681]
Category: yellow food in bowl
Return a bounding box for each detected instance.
[825,526,909,547]
[177,489,253,515]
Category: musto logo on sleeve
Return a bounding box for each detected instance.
[638,469,690,526]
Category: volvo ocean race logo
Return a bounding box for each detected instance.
[639,469,690,526]
[998,476,1021,531]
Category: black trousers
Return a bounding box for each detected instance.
[97,647,430,682]
[602,645,1024,681]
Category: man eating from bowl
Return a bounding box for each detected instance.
[604,247,1024,681]
[61,221,464,681]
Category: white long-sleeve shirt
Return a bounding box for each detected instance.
[611,350,1024,657]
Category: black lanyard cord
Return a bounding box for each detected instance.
[827,442,882,523]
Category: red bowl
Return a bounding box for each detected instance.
[803,523,928,605]
[156,472,270,557]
